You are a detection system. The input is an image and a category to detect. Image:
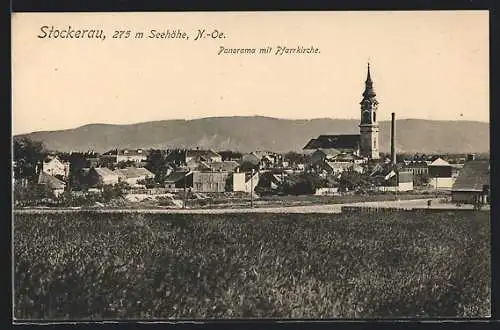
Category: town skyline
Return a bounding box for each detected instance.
[12,11,489,135]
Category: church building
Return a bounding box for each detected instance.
[303,63,381,160]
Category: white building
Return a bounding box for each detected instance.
[233,171,260,193]
[42,155,70,179]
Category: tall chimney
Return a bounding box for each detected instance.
[391,112,396,164]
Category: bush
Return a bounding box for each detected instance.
[14,182,55,206]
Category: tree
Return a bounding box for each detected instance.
[13,182,54,206]
[282,173,326,195]
[239,161,259,172]
[101,182,128,202]
[117,160,136,169]
[67,152,89,191]
[414,172,430,186]
[146,149,171,184]
[13,137,47,183]
[338,168,371,193]
[283,151,310,166]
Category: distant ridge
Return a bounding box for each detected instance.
[14,116,489,154]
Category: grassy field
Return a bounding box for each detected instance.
[13,210,490,320]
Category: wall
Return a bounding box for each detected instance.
[43,159,70,179]
[451,191,488,204]
[428,166,452,178]
[451,191,478,204]
[376,182,413,192]
[315,187,339,196]
[429,177,455,190]
[116,155,148,163]
[192,172,229,192]
[232,173,246,192]
[245,172,260,193]
[398,182,414,192]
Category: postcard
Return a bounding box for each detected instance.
[12,11,490,321]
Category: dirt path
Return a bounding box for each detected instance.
[14,198,485,215]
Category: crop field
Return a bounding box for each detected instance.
[13,210,490,320]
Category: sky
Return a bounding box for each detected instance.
[12,11,489,135]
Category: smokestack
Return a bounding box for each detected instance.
[391,112,396,165]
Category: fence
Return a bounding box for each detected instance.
[340,205,484,215]
[341,206,415,214]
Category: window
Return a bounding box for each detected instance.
[363,111,370,123]
[373,137,377,148]
[373,112,376,122]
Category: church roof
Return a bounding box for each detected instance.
[303,134,361,150]
[362,62,376,99]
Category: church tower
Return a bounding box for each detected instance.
[359,62,380,160]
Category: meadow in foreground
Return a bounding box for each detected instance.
[14,210,490,319]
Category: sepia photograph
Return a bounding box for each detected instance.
[12,10,490,320]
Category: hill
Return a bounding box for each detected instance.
[14,116,489,154]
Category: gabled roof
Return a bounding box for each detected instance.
[370,163,398,177]
[303,134,361,150]
[245,171,259,183]
[429,158,451,167]
[187,160,212,171]
[103,149,148,157]
[332,152,363,161]
[38,171,66,189]
[208,161,240,172]
[324,161,353,170]
[92,167,118,178]
[114,167,154,179]
[186,149,221,160]
[164,171,190,183]
[452,160,490,192]
[43,155,66,164]
[315,148,341,158]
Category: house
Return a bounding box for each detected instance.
[38,171,66,197]
[186,159,212,171]
[114,167,155,187]
[313,161,363,177]
[233,170,260,193]
[101,149,148,164]
[165,149,222,167]
[310,148,341,165]
[451,159,490,205]
[87,167,120,186]
[402,161,429,176]
[428,157,454,190]
[207,161,240,173]
[186,149,222,163]
[164,171,192,189]
[192,171,229,192]
[371,164,413,192]
[303,135,361,156]
[42,155,70,180]
[310,150,365,176]
[241,153,261,166]
[218,151,243,162]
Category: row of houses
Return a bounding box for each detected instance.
[36,164,155,197]
[29,146,489,206]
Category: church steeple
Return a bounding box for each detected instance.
[359,61,380,160]
[363,62,376,98]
